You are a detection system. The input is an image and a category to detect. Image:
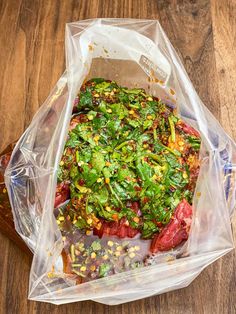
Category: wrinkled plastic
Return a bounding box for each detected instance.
[4,19,236,305]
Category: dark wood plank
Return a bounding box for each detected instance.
[0,0,235,313]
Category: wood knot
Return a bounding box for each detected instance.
[192,10,198,17]
[220,68,225,74]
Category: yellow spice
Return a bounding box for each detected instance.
[129,252,136,259]
[80,266,86,272]
[91,252,96,259]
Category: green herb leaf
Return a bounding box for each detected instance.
[91,240,102,251]
[143,119,153,130]
[91,151,105,173]
[187,136,201,150]
[99,263,111,277]
[79,90,93,109]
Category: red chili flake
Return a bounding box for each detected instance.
[142,197,150,204]
[161,111,169,118]
[81,114,89,123]
[106,98,114,104]
[137,177,142,183]
[78,179,85,186]
[112,213,119,221]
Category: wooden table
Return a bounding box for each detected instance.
[0,1,236,313]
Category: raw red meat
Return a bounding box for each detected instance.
[93,217,139,239]
[150,199,192,253]
[69,114,88,131]
[177,121,200,138]
[54,182,70,208]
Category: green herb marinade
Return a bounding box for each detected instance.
[56,78,201,239]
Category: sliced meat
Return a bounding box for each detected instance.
[69,114,88,131]
[176,121,200,138]
[93,218,139,239]
[150,199,192,253]
[54,182,70,208]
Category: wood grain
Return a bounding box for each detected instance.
[0,0,235,313]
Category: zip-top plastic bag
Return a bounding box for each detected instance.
[4,19,236,305]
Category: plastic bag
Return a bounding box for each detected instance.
[4,18,236,305]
